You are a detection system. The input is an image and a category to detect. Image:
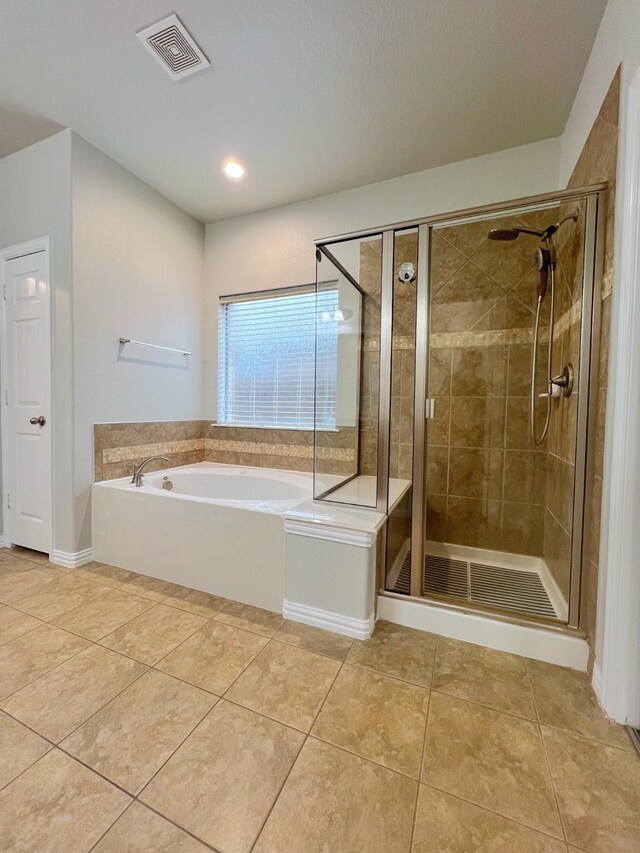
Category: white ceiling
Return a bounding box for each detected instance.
[0,1,607,223]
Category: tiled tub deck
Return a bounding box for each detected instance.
[0,546,638,852]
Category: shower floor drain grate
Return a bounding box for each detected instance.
[390,551,557,618]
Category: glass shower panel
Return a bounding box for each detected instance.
[314,235,381,508]
[417,199,589,622]
[384,229,418,593]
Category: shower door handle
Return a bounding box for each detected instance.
[425,399,436,419]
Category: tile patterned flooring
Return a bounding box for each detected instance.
[0,547,638,852]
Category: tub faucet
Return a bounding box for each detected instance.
[131,456,170,487]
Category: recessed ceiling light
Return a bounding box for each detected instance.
[222,160,247,180]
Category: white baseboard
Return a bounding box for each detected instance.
[377,593,589,671]
[50,548,95,569]
[283,599,375,640]
[592,662,603,700]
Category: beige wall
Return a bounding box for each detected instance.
[203,139,561,420]
[72,134,205,550]
[0,131,75,552]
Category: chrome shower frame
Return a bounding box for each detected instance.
[315,184,605,634]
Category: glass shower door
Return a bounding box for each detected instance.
[385,192,601,629]
[313,236,382,508]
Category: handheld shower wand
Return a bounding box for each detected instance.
[488,210,578,444]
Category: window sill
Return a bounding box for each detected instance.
[210,422,340,433]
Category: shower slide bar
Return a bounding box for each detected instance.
[119,337,192,357]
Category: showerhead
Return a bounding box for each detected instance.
[533,247,551,273]
[487,210,579,244]
[488,228,522,241]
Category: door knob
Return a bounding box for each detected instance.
[29,416,46,426]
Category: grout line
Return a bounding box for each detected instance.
[130,700,219,801]
[248,654,346,851]
[86,800,138,853]
[418,771,566,843]
[0,617,44,648]
[408,681,432,849]
[426,686,540,725]
[49,598,159,643]
[0,648,150,741]
[0,733,55,794]
[0,627,94,705]
[538,722,570,844]
[419,779,573,846]
[304,731,422,783]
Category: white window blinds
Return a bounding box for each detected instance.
[218,287,338,429]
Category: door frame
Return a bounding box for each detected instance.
[0,237,53,553]
[596,61,640,727]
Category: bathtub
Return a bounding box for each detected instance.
[92,462,312,612]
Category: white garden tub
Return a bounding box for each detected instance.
[92,462,312,612]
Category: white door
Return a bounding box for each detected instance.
[3,250,51,553]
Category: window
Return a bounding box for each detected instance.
[218,286,338,429]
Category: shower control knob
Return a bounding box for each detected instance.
[550,364,574,398]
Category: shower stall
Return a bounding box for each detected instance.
[313,185,604,632]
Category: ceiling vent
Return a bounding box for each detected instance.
[137,14,210,81]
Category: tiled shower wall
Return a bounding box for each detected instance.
[94,422,356,481]
[357,234,418,482]
[569,69,620,659]
[425,212,556,558]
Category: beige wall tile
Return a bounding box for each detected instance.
[450,397,505,448]
[448,448,503,500]
[451,345,508,397]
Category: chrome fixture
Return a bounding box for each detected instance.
[29,415,46,426]
[119,338,191,357]
[131,456,170,487]
[162,476,174,491]
[398,261,416,283]
[488,210,578,445]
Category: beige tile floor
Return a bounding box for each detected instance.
[0,546,639,852]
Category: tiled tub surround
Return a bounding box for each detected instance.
[1,546,638,853]
[94,420,204,482]
[94,421,357,482]
[205,424,358,479]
